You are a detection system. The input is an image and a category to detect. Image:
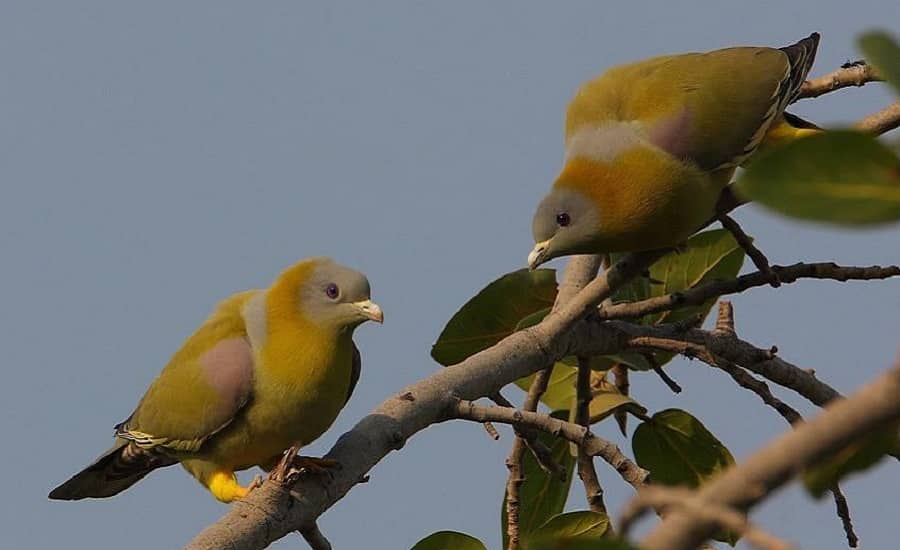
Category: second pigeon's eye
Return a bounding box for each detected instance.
[325,283,340,300]
[556,212,571,227]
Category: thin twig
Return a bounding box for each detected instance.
[482,421,500,440]
[491,392,563,477]
[645,351,682,393]
[504,372,550,550]
[504,255,603,550]
[453,400,650,490]
[299,524,332,550]
[611,363,630,434]
[715,300,736,336]
[718,213,780,286]
[576,357,609,516]
[600,262,900,322]
[831,484,859,548]
[798,61,882,99]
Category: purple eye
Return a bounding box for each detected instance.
[556,212,571,227]
[325,283,340,299]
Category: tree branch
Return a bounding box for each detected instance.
[452,400,649,490]
[186,249,645,549]
[504,255,601,549]
[620,487,795,550]
[855,101,900,135]
[616,323,843,407]
[717,213,779,287]
[599,262,900,322]
[299,525,332,550]
[575,357,609,516]
[639,358,900,550]
[798,61,882,99]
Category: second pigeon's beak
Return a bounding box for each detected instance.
[527,241,550,270]
[354,300,384,323]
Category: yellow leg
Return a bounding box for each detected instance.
[207,470,253,503]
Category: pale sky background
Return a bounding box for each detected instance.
[2,2,898,549]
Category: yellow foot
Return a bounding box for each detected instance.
[208,470,261,503]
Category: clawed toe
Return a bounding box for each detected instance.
[270,446,341,486]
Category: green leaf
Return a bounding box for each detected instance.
[589,390,646,424]
[431,269,557,366]
[736,131,900,226]
[516,362,645,419]
[646,229,745,326]
[859,31,900,94]
[523,511,609,548]
[515,364,578,411]
[633,409,739,545]
[515,307,553,330]
[410,531,487,550]
[608,230,745,370]
[502,410,576,549]
[632,409,735,487]
[803,422,900,498]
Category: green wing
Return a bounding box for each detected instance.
[567,34,819,171]
[117,291,258,453]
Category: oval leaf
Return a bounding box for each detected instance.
[502,410,576,549]
[632,408,735,488]
[803,422,900,498]
[528,511,610,542]
[646,229,745,326]
[859,31,900,94]
[515,364,578,411]
[516,307,553,331]
[589,390,646,424]
[410,531,487,550]
[432,269,557,366]
[609,230,744,369]
[633,409,740,545]
[736,131,900,226]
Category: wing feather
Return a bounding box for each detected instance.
[117,291,259,452]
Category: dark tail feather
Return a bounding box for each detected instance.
[780,33,821,102]
[49,439,176,500]
[783,111,822,131]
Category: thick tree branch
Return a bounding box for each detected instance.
[639,358,900,550]
[798,61,882,99]
[186,250,643,549]
[620,487,795,550]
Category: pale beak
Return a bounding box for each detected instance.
[354,299,384,323]
[527,241,551,270]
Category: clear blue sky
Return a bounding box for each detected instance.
[2,2,898,549]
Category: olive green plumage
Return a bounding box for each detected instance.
[50,258,382,503]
